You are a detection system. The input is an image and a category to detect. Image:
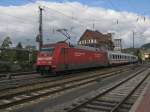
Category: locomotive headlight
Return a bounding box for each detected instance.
[48,61,51,64]
[37,58,43,61]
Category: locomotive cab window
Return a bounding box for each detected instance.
[41,47,55,55]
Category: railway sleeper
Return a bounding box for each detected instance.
[83,104,112,111]
[92,100,117,107]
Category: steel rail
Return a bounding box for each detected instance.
[67,67,148,112]
[0,67,134,109]
[0,71,36,79]
[0,68,126,97]
[110,71,150,112]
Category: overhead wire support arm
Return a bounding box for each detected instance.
[56,28,71,42]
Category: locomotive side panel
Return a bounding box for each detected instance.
[56,47,108,71]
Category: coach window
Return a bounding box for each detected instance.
[113,55,115,59]
[115,55,117,59]
[116,55,117,59]
[112,55,114,59]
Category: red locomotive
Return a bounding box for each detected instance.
[36,41,138,74]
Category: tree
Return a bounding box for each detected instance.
[1,36,12,48]
[0,37,14,62]
[16,42,23,49]
[16,42,23,62]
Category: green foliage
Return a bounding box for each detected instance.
[16,42,24,62]
[0,38,37,72]
[1,36,12,48]
[0,37,15,62]
[16,42,23,48]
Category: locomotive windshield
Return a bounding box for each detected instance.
[41,47,55,55]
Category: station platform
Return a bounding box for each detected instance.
[130,81,150,112]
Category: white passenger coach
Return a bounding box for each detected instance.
[107,51,138,65]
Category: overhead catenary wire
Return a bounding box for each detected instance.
[43,6,88,28]
[0,12,38,25]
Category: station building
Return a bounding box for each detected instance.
[78,29,115,51]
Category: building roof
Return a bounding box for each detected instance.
[79,29,112,43]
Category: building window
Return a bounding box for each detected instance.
[94,39,97,43]
[91,39,94,43]
[82,40,84,44]
[89,40,90,43]
[84,40,86,44]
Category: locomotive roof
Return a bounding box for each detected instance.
[43,42,105,52]
[42,41,68,47]
[71,45,106,52]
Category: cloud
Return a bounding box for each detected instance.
[0,1,150,48]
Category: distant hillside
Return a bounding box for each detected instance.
[141,43,150,49]
[122,48,138,55]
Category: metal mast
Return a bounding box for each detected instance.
[133,31,135,49]
[39,6,43,50]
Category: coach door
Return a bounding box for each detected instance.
[61,48,69,70]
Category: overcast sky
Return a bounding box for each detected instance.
[0,0,150,48]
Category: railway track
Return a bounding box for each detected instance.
[0,71,37,80]
[0,64,135,92]
[0,65,139,111]
[65,67,150,112]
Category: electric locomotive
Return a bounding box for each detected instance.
[36,41,138,75]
